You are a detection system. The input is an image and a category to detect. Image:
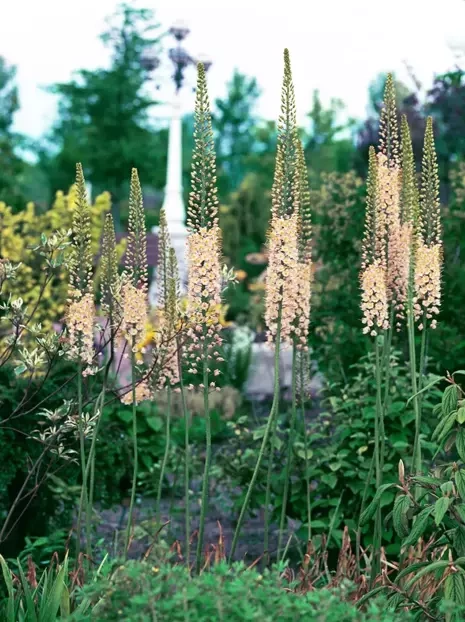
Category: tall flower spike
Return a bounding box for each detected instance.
[420,117,441,248]
[185,63,222,380]
[155,214,180,389]
[265,49,300,345]
[125,168,148,290]
[187,63,218,232]
[157,208,170,311]
[69,163,93,296]
[271,49,299,220]
[66,163,95,372]
[100,213,120,324]
[414,117,442,330]
[378,73,400,168]
[121,169,148,358]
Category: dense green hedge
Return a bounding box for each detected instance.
[69,561,413,622]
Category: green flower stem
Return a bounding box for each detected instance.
[125,342,138,558]
[196,341,211,573]
[370,337,383,584]
[408,303,422,477]
[299,356,312,543]
[76,362,89,566]
[156,386,172,526]
[178,341,191,565]
[277,345,298,562]
[356,451,375,578]
[229,315,282,563]
[264,399,279,560]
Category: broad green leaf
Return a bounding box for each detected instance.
[443,384,459,416]
[458,407,465,426]
[454,525,465,557]
[402,506,433,548]
[146,416,163,432]
[393,494,411,538]
[445,572,465,606]
[457,428,465,462]
[456,470,465,500]
[434,496,452,526]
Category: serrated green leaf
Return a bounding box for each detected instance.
[454,525,465,557]
[456,505,465,523]
[456,470,465,500]
[434,496,452,526]
[435,411,458,443]
[445,572,465,606]
[402,507,433,548]
[443,384,459,416]
[457,428,465,462]
[458,407,465,426]
[393,494,411,538]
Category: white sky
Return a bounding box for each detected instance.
[1,0,464,138]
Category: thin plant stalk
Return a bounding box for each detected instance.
[370,337,384,584]
[408,303,421,476]
[125,342,138,557]
[229,315,282,563]
[264,404,279,560]
[88,333,115,535]
[277,345,298,562]
[75,362,90,564]
[177,340,191,564]
[299,356,312,543]
[156,387,172,525]
[356,451,375,578]
[195,341,211,573]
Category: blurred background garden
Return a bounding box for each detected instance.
[2,0,465,619]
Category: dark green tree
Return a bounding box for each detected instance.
[304,90,357,180]
[40,3,162,229]
[213,70,261,199]
[0,56,25,210]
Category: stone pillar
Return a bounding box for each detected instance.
[149,91,189,307]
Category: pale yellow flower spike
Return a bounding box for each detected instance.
[361,261,390,336]
[66,163,95,372]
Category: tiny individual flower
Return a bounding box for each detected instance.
[361,261,390,336]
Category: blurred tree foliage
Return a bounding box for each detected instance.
[0,56,26,211]
[38,3,162,230]
[0,188,114,328]
[213,70,261,199]
[303,90,357,180]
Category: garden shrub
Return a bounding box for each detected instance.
[69,560,413,622]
